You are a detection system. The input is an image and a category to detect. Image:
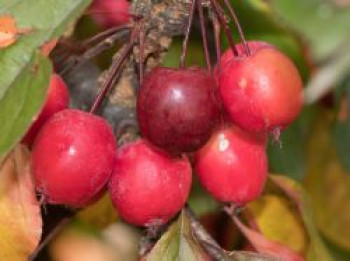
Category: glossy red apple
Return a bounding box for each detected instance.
[137,66,221,154]
[218,44,303,133]
[31,109,116,208]
[195,125,267,206]
[109,139,192,226]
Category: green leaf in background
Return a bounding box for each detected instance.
[304,111,350,252]
[269,0,350,62]
[268,106,317,181]
[187,177,219,217]
[333,75,350,172]
[145,211,211,261]
[0,0,91,161]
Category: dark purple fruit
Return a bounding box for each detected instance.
[137,67,221,154]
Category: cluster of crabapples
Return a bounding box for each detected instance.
[27,38,303,226]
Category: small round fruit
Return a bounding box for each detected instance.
[195,125,267,206]
[109,139,192,226]
[218,44,303,133]
[31,109,116,208]
[90,0,130,28]
[22,74,69,146]
[137,66,221,154]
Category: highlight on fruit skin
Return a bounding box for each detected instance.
[108,139,192,226]
[22,73,69,146]
[218,41,304,134]
[31,109,117,208]
[194,125,268,206]
[137,66,221,155]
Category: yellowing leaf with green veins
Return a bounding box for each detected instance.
[248,195,308,255]
[0,146,42,261]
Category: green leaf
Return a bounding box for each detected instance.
[268,106,317,181]
[269,0,350,61]
[0,0,91,161]
[146,211,210,261]
[187,178,219,216]
[270,175,334,261]
[0,53,51,160]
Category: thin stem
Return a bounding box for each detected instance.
[138,21,145,85]
[89,30,136,114]
[210,0,238,56]
[222,0,250,56]
[82,25,130,47]
[85,9,142,21]
[212,14,221,72]
[60,28,130,76]
[180,0,197,68]
[197,0,212,72]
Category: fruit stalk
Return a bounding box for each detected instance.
[90,30,136,113]
[180,0,197,68]
[197,0,212,72]
[222,0,250,56]
[212,14,222,71]
[210,0,238,56]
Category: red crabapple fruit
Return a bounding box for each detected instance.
[31,109,116,208]
[109,139,192,226]
[90,0,130,28]
[137,66,221,154]
[22,74,69,146]
[218,43,303,133]
[195,125,267,206]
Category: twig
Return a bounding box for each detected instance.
[138,21,145,85]
[90,29,137,113]
[82,25,131,47]
[60,28,131,76]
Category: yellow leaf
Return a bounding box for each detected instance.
[248,195,308,255]
[0,146,42,261]
[77,192,118,229]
